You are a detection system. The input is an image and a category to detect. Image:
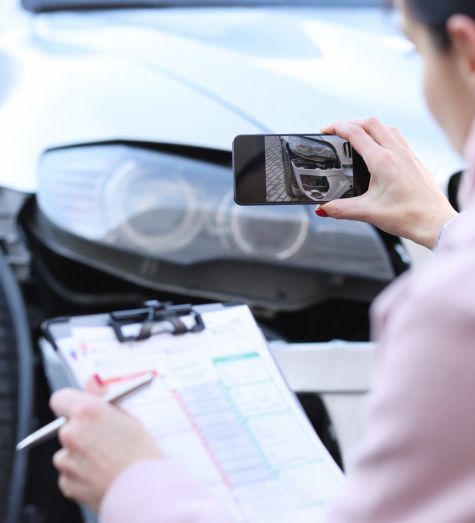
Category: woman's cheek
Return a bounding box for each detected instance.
[422,63,463,150]
[423,62,444,127]
[422,49,475,152]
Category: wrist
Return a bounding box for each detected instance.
[412,207,458,250]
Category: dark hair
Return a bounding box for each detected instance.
[405,0,475,50]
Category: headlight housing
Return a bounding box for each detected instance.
[285,136,337,162]
[36,142,397,309]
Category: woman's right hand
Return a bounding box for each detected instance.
[50,385,162,513]
[316,118,458,250]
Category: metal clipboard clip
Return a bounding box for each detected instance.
[109,300,205,343]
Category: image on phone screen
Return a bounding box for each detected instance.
[233,133,370,206]
[266,135,354,203]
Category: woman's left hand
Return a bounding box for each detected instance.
[317,118,458,249]
[50,381,162,512]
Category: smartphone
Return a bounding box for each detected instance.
[233,133,370,205]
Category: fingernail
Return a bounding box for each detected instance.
[315,207,329,218]
[94,374,104,386]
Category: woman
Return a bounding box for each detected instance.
[50,0,475,521]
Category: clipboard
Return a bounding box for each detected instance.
[42,300,223,346]
[39,300,229,391]
[39,300,345,523]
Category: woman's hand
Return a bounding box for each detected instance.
[50,380,162,513]
[317,118,458,250]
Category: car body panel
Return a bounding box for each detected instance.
[0,4,465,195]
[0,2,438,474]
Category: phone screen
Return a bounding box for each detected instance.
[233,134,370,205]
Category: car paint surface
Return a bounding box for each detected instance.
[0,2,464,195]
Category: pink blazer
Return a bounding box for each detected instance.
[99,124,475,523]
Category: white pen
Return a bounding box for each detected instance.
[16,372,156,451]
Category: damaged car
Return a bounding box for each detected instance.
[281,135,354,201]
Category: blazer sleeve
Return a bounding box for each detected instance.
[327,252,475,523]
[99,459,233,523]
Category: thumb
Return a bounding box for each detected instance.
[316,195,368,222]
[85,374,108,396]
[50,388,100,418]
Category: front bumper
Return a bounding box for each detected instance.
[292,164,354,202]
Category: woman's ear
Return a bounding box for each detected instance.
[447,15,475,91]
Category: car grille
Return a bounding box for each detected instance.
[300,175,330,193]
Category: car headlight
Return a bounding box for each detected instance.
[285,136,336,161]
[37,143,395,283]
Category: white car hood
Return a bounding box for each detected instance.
[0,6,464,192]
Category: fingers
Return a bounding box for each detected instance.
[57,469,98,510]
[320,122,339,134]
[53,447,78,476]
[355,118,405,150]
[57,471,101,512]
[58,472,75,500]
[54,449,85,499]
[57,419,86,452]
[50,388,103,420]
[322,117,406,153]
[53,448,69,471]
[317,195,370,222]
[85,374,108,396]
[320,121,384,166]
[389,126,411,149]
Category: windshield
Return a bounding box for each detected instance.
[23,0,382,13]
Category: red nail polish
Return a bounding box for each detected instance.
[94,374,104,386]
[315,208,329,218]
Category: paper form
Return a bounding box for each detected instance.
[57,305,345,522]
